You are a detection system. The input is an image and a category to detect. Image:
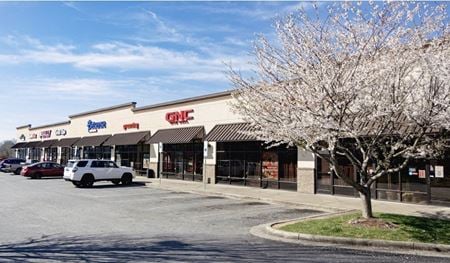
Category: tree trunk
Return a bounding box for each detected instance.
[359,188,373,219]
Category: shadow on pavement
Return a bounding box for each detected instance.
[84,182,147,189]
[0,235,444,262]
[27,177,63,180]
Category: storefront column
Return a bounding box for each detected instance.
[149,143,159,177]
[297,149,315,193]
[203,141,216,184]
[110,145,116,161]
[74,146,82,159]
[56,147,62,164]
[40,148,45,162]
[26,148,30,161]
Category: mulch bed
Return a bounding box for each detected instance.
[348,217,398,229]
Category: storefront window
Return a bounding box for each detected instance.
[430,156,450,202]
[316,155,450,205]
[115,144,149,171]
[333,163,358,197]
[61,147,74,165]
[83,146,112,160]
[278,148,297,190]
[315,157,332,194]
[400,163,428,204]
[376,172,400,201]
[216,142,261,186]
[44,147,58,162]
[29,148,41,161]
[216,142,297,191]
[162,142,203,181]
[17,149,27,160]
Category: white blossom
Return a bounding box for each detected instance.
[229,1,449,218]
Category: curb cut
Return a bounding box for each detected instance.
[262,213,450,254]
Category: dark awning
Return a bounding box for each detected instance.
[53,137,81,147]
[25,141,42,148]
[103,131,150,146]
[11,142,28,149]
[205,123,258,142]
[148,126,204,144]
[73,135,111,147]
[38,139,59,148]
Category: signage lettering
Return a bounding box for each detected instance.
[165,109,194,124]
[55,129,67,136]
[19,134,26,141]
[29,133,37,139]
[40,130,52,139]
[123,122,140,130]
[87,120,107,133]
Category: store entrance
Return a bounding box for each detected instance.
[161,142,203,181]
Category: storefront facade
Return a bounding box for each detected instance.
[316,155,450,204]
[12,90,449,204]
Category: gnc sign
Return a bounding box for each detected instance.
[166,109,194,124]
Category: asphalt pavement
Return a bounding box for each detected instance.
[0,172,448,262]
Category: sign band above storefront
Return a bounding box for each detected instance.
[166,109,194,124]
[123,122,139,130]
[87,120,107,133]
[55,129,67,136]
[40,130,52,139]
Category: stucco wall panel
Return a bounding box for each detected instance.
[16,94,246,143]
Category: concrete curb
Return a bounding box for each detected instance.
[264,213,450,253]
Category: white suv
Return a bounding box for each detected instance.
[63,159,135,188]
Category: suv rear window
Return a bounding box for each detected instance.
[76,161,88,167]
[66,161,76,168]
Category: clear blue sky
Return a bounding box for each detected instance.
[0,1,312,141]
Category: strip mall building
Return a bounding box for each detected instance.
[12,91,450,205]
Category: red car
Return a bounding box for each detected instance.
[21,162,64,179]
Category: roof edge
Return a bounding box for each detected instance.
[16,124,31,130]
[69,102,136,119]
[133,90,232,112]
[29,121,71,131]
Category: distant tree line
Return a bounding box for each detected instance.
[0,140,15,159]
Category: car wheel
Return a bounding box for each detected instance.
[34,173,42,179]
[111,179,121,185]
[14,168,21,175]
[80,174,94,188]
[121,173,132,186]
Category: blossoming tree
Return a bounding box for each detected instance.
[229,2,450,218]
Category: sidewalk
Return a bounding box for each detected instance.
[135,176,450,219]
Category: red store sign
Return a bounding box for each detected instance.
[166,109,194,124]
[123,122,140,130]
[40,130,52,139]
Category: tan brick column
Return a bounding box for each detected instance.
[297,149,315,193]
[203,141,216,184]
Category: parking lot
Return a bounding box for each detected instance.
[0,173,448,262]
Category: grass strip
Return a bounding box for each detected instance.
[280,212,450,244]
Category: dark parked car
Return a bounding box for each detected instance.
[21,162,64,179]
[0,158,26,172]
[12,159,40,175]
